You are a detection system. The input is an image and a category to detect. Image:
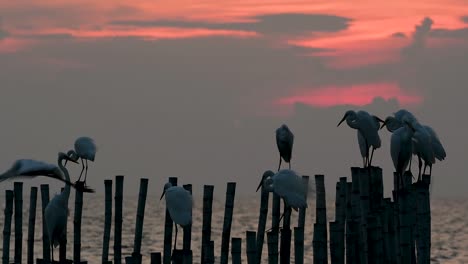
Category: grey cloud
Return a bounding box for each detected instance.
[111,13,352,34]
[0,18,9,40]
[461,16,468,23]
[430,27,468,38]
[401,17,433,58]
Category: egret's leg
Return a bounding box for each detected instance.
[418,156,423,182]
[423,162,427,177]
[84,159,89,185]
[429,164,432,176]
[278,156,282,172]
[78,158,85,182]
[288,162,291,170]
[369,147,375,168]
[408,157,412,173]
[363,157,366,168]
[173,224,178,250]
[365,140,370,167]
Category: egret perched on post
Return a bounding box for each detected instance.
[66,136,97,188]
[337,110,384,167]
[160,182,192,250]
[276,124,294,171]
[256,169,307,229]
[381,117,414,189]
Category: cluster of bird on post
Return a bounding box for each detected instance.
[0,136,96,262]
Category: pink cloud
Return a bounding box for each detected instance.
[276,82,423,107]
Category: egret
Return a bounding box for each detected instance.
[67,136,97,187]
[276,124,294,171]
[381,117,414,189]
[338,110,384,167]
[256,169,307,229]
[160,182,192,250]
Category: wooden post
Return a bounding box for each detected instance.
[329,222,339,264]
[231,238,242,264]
[398,188,411,264]
[182,184,193,264]
[246,231,257,264]
[2,190,14,264]
[351,168,362,263]
[280,204,292,264]
[59,187,68,263]
[267,231,279,264]
[171,250,184,264]
[102,180,113,264]
[256,171,271,264]
[415,175,431,264]
[345,181,356,264]
[382,198,396,264]
[40,184,51,263]
[73,187,84,263]
[201,185,214,264]
[131,178,148,264]
[14,182,23,264]
[114,175,124,264]
[27,187,38,264]
[335,177,346,264]
[220,182,236,264]
[150,252,161,264]
[358,168,370,264]
[367,215,383,264]
[163,177,177,264]
[202,241,215,264]
[313,174,327,264]
[294,176,309,264]
[294,227,304,264]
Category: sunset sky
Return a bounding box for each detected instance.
[0,1,467,197]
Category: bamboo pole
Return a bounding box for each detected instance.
[114,175,124,264]
[345,181,356,264]
[74,187,84,263]
[294,175,309,264]
[2,190,14,264]
[256,171,272,264]
[131,178,148,264]
[351,168,362,263]
[27,187,37,264]
[163,177,177,264]
[59,187,68,263]
[358,168,370,264]
[102,179,113,264]
[329,222,339,264]
[280,204,292,264]
[246,231,257,264]
[415,175,431,264]
[203,241,215,264]
[367,215,383,264]
[150,253,161,264]
[398,188,411,264]
[14,182,23,264]
[40,184,51,263]
[182,184,193,264]
[231,237,242,264]
[267,231,279,264]
[220,182,236,264]
[201,185,214,264]
[294,227,304,264]
[313,174,327,264]
[334,177,346,264]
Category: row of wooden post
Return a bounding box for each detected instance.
[2,168,431,264]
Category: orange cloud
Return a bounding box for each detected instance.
[276,83,423,107]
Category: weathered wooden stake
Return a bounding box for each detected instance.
[2,190,14,264]
[59,187,68,263]
[313,174,327,264]
[202,241,215,264]
[358,168,370,264]
[27,187,38,264]
[246,231,257,264]
[14,182,23,264]
[74,187,84,263]
[132,178,149,264]
[367,215,383,264]
[220,182,236,264]
[102,179,113,264]
[416,175,431,264]
[231,237,242,264]
[182,184,193,264]
[334,177,346,264]
[150,252,161,264]
[256,171,271,264]
[163,177,177,264]
[345,181,356,264]
[267,231,279,264]
[40,184,51,263]
[201,185,214,264]
[279,204,292,264]
[114,175,124,264]
[329,222,339,264]
[294,227,304,264]
[398,188,411,264]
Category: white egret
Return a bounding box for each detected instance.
[160,182,192,250]
[67,136,97,187]
[381,117,414,189]
[276,124,294,171]
[338,110,384,167]
[256,169,307,229]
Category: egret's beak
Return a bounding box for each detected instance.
[337,113,348,127]
[65,155,79,164]
[404,120,416,132]
[160,190,166,200]
[374,116,385,123]
[380,121,387,130]
[256,177,265,192]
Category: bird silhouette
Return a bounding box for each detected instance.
[66,136,97,189]
[160,182,192,251]
[276,124,294,171]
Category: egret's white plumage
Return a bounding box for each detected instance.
[69,136,97,185]
[257,169,307,229]
[276,124,294,171]
[44,152,79,262]
[160,182,192,250]
[385,121,414,188]
[338,110,383,167]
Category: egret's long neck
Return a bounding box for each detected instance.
[58,157,71,200]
